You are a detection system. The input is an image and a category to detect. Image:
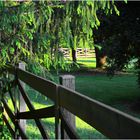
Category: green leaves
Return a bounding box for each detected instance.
[94,44,102,50]
[26,31,33,40]
[124,0,128,4]
[113,5,120,16]
[9,47,15,54]
[16,41,21,49]
[0,0,125,71]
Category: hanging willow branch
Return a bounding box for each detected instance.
[0,0,125,70]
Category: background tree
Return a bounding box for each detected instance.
[93,1,140,84]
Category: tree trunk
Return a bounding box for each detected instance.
[95,47,100,68]
[71,48,77,63]
[95,47,107,68]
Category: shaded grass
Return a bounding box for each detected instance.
[75,74,140,105]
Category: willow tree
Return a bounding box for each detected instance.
[0,0,125,73]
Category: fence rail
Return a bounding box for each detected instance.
[1,65,140,139]
[60,48,96,58]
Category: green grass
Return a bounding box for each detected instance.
[76,57,96,68]
[75,74,140,105]
[4,73,140,139]
[5,86,106,139]
[25,87,106,139]
[65,57,96,70]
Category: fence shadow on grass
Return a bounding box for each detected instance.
[26,118,106,139]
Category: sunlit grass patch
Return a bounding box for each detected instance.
[26,120,42,139]
[26,116,105,139]
[77,57,96,68]
[76,117,106,139]
[66,57,96,69]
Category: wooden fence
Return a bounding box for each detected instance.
[1,65,140,139]
[60,48,95,58]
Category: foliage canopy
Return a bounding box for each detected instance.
[0,0,122,72]
[94,1,140,85]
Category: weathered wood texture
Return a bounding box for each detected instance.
[2,99,15,123]
[59,86,140,138]
[54,84,60,139]
[60,109,79,139]
[2,98,28,139]
[59,75,76,139]
[17,106,55,119]
[18,62,26,134]
[17,80,49,139]
[17,68,57,102]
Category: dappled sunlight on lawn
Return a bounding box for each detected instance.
[26,118,55,139]
[76,117,106,139]
[26,116,106,139]
[77,57,96,68]
[67,57,96,69]
[26,121,42,139]
[25,109,107,139]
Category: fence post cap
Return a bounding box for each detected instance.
[18,61,26,65]
[60,75,75,79]
[18,62,26,69]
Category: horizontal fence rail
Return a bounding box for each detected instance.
[60,48,96,58]
[59,86,140,138]
[17,68,57,102]
[1,65,140,139]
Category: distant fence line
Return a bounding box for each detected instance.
[59,48,96,58]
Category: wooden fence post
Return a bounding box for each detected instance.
[0,81,3,138]
[55,85,61,139]
[59,75,76,139]
[18,62,26,133]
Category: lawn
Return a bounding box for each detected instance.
[76,57,96,68]
[65,57,96,70]
[75,74,140,118]
[76,74,140,105]
[4,73,140,139]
